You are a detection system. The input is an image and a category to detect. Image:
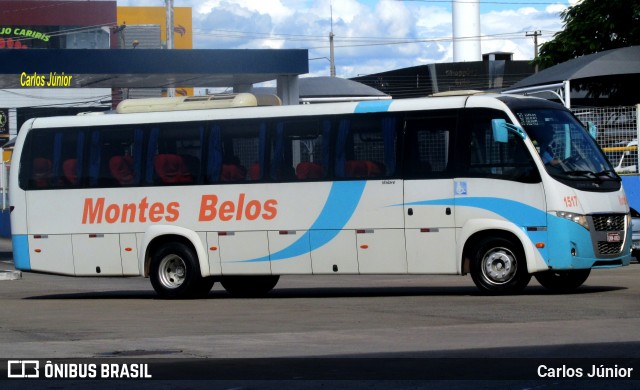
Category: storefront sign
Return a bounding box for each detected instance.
[0,27,50,42]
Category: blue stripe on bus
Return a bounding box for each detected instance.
[354,100,392,113]
[402,197,550,262]
[404,197,547,227]
[405,196,633,268]
[229,181,367,263]
[12,235,30,271]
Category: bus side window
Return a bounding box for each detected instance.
[461,109,540,183]
[88,127,142,188]
[335,115,397,179]
[403,113,456,178]
[206,121,265,183]
[148,124,202,185]
[270,119,328,181]
[22,129,78,189]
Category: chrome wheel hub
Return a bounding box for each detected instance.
[482,247,517,285]
[158,255,186,289]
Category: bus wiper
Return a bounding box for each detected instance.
[595,170,619,179]
[564,170,598,179]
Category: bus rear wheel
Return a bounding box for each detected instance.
[534,269,590,292]
[470,237,531,294]
[220,275,280,297]
[150,242,214,299]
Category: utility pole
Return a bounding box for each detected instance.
[526,30,541,73]
[166,0,175,97]
[329,3,336,77]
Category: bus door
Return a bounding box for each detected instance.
[455,109,546,263]
[331,115,406,274]
[403,114,458,274]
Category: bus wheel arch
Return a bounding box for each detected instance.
[463,230,531,294]
[145,235,214,299]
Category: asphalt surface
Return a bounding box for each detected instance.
[0,237,638,389]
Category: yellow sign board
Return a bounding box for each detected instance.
[118,6,194,96]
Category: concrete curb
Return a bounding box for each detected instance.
[0,270,21,280]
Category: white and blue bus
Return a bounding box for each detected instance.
[9,93,632,298]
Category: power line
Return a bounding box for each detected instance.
[194,27,559,49]
[392,0,562,4]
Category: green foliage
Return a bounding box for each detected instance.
[534,0,640,69]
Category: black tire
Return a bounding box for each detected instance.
[220,275,280,297]
[470,237,531,294]
[150,242,213,299]
[534,269,591,293]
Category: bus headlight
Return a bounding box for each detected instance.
[556,211,589,230]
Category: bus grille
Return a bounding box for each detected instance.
[592,214,625,231]
[597,241,624,255]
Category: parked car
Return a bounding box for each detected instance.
[631,207,640,262]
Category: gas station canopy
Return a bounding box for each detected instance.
[0,49,309,89]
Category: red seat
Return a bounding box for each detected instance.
[32,158,52,188]
[109,155,135,185]
[62,159,78,185]
[296,162,324,180]
[154,154,193,184]
[345,160,381,178]
[220,164,246,182]
[248,162,261,181]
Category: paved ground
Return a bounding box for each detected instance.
[0,237,18,280]
[0,238,638,389]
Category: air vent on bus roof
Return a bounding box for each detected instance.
[115,93,281,114]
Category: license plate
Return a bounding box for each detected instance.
[607,232,621,243]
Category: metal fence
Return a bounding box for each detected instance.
[573,105,640,174]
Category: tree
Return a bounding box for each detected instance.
[534,0,640,69]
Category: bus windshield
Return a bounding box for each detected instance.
[514,108,620,189]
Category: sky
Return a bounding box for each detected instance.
[117,0,582,79]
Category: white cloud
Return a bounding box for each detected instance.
[374,1,413,38]
[184,0,294,23]
[546,4,568,14]
[121,0,565,78]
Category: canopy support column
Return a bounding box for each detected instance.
[277,75,300,105]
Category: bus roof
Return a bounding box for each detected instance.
[24,93,532,130]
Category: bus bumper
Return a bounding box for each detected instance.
[11,234,30,271]
[545,215,632,270]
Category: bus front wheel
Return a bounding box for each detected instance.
[534,269,590,292]
[220,275,280,297]
[150,242,214,299]
[470,237,531,294]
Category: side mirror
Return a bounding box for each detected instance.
[587,121,598,139]
[492,119,509,143]
[492,119,526,143]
